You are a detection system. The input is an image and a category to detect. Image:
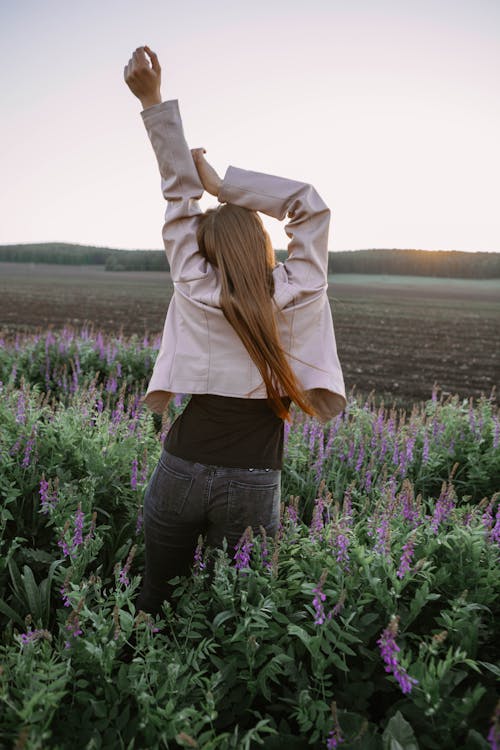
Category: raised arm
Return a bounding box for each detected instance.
[124,47,215,284]
[217,166,331,293]
[123,45,211,282]
[186,156,327,296]
[139,99,212,283]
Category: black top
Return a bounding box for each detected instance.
[163,394,292,469]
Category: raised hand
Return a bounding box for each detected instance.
[191,148,223,197]
[124,45,162,109]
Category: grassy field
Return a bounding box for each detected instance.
[1,261,499,410]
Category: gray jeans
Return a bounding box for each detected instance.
[134,447,281,617]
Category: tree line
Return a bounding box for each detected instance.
[1,242,499,278]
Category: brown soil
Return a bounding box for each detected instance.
[1,262,498,410]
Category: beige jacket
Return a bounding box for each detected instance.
[139,99,347,423]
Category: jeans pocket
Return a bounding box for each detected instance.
[227,478,281,533]
[146,456,195,515]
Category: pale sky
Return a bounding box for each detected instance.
[1,0,499,253]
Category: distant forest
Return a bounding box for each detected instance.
[1,242,499,278]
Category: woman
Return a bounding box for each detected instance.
[124,46,347,620]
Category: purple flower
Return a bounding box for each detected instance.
[22,427,37,468]
[326,727,344,749]
[481,499,495,531]
[406,432,416,464]
[341,486,353,522]
[402,484,420,526]
[347,439,355,465]
[9,437,22,456]
[20,628,51,645]
[286,503,299,527]
[309,422,318,453]
[355,442,364,473]
[15,391,26,424]
[284,419,291,453]
[334,530,351,572]
[65,617,83,648]
[58,531,71,558]
[326,701,344,749]
[234,527,253,573]
[106,343,118,366]
[106,376,117,394]
[489,503,500,546]
[259,525,272,571]
[488,698,500,750]
[193,535,206,575]
[118,544,137,586]
[39,475,59,514]
[377,615,419,695]
[397,531,417,579]
[363,469,372,492]
[60,583,71,607]
[111,396,125,426]
[302,420,310,442]
[310,496,325,542]
[430,482,456,534]
[312,569,332,626]
[373,513,391,559]
[39,475,50,506]
[314,431,326,481]
[71,505,85,553]
[83,511,97,545]
[64,597,85,648]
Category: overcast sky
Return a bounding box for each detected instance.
[1,0,499,254]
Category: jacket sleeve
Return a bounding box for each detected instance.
[218,165,331,292]
[140,99,212,283]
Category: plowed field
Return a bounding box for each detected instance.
[1,262,498,410]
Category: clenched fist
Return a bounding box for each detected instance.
[124,46,162,109]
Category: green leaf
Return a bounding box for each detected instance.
[19,548,55,565]
[41,558,64,625]
[7,557,24,601]
[21,565,42,620]
[0,597,25,627]
[332,639,357,657]
[287,624,312,650]
[476,660,500,678]
[382,711,419,750]
[463,728,493,749]
[406,581,441,627]
[359,612,379,627]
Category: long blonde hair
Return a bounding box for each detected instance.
[196,203,316,421]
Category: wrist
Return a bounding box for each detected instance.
[140,96,162,110]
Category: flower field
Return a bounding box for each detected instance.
[0,327,499,749]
